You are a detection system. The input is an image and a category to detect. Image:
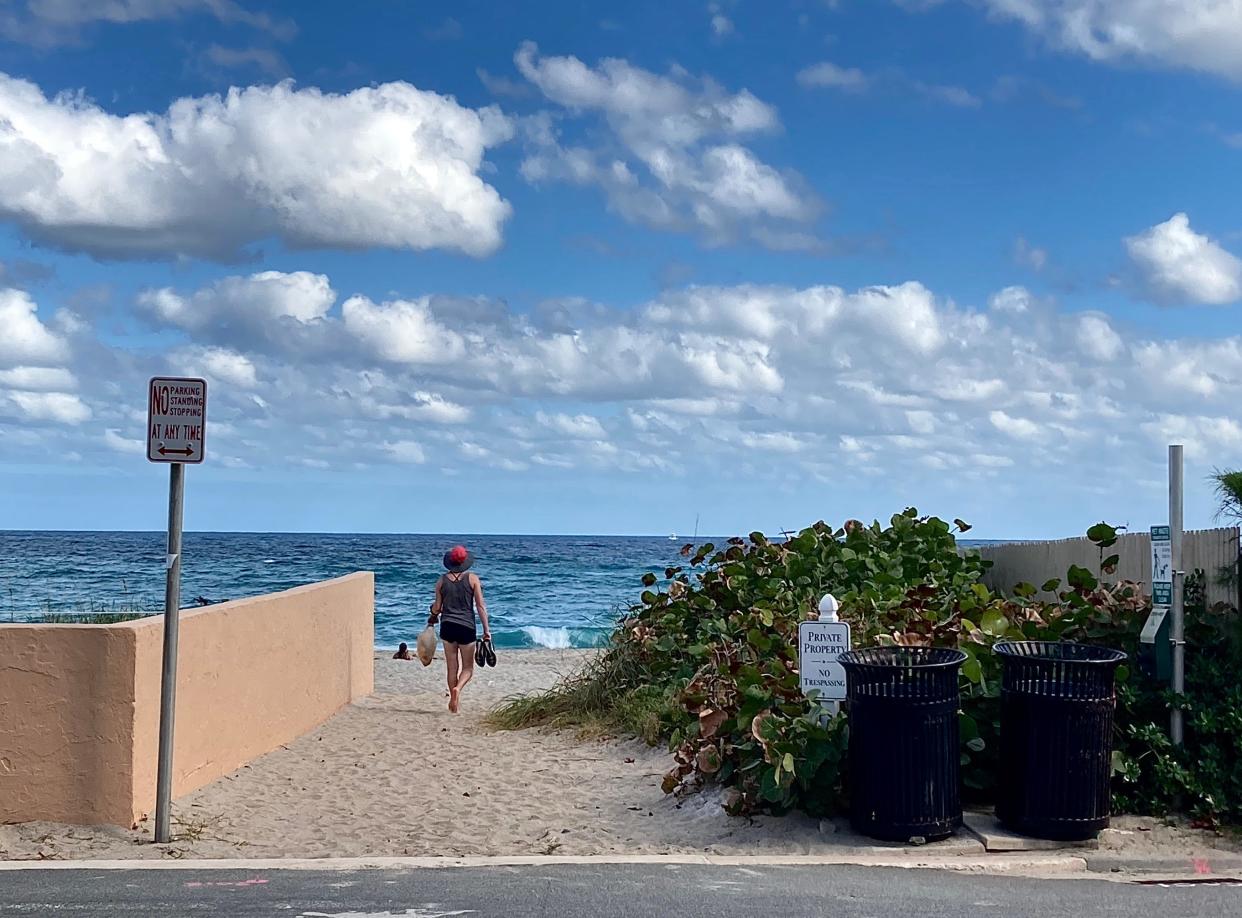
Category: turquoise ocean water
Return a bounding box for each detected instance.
[0,531,1001,649]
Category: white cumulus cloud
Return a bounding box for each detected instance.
[797,62,870,91]
[103,427,144,455]
[0,365,76,390]
[5,390,90,424]
[951,1,1242,84]
[514,42,819,248]
[180,346,259,389]
[1125,213,1242,306]
[989,409,1041,440]
[382,440,427,464]
[139,271,337,354]
[1077,313,1126,361]
[536,411,608,439]
[0,288,68,366]
[37,270,1242,504]
[341,296,467,366]
[0,73,513,260]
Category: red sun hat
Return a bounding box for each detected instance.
[443,545,473,572]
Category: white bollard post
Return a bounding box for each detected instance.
[818,593,841,718]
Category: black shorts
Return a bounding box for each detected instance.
[440,621,477,646]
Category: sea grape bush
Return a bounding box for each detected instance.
[617,510,1242,822]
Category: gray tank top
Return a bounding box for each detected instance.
[439,573,476,628]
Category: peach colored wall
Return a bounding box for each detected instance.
[129,572,374,818]
[1,572,373,826]
[0,626,140,825]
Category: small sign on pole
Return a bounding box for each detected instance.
[147,377,207,463]
[1151,525,1172,607]
[146,377,207,844]
[799,619,851,709]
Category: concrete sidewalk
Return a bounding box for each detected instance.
[5,810,1241,881]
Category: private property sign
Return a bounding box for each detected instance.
[147,377,206,464]
[798,620,852,703]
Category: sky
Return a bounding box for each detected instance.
[0,0,1240,538]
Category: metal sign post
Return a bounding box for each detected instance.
[156,463,184,843]
[1169,444,1185,747]
[146,377,207,843]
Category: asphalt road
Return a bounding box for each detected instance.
[0,864,1236,917]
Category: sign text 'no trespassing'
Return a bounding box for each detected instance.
[799,620,851,703]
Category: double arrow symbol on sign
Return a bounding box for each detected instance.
[157,445,194,457]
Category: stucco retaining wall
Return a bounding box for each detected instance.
[0,572,373,826]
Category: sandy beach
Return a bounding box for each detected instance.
[1,649,1237,862]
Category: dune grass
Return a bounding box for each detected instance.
[485,643,674,745]
[35,611,151,624]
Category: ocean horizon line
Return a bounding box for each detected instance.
[0,527,1024,543]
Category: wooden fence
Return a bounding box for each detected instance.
[975,527,1241,608]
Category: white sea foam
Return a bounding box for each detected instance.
[522,625,573,649]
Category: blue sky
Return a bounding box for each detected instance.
[0,0,1240,537]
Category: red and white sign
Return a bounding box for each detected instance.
[147,377,207,464]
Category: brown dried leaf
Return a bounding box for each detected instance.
[699,707,728,739]
[696,746,721,774]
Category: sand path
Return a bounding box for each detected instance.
[2,650,1237,862]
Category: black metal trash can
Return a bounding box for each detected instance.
[839,646,967,842]
[994,641,1127,841]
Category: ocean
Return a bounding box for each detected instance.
[0,531,703,649]
[0,531,1003,649]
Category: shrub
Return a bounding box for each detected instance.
[491,511,1242,823]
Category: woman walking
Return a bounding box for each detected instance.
[430,544,491,713]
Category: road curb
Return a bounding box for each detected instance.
[1083,853,1242,877]
[0,852,1091,875]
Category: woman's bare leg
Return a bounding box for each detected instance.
[444,642,461,713]
[456,643,476,703]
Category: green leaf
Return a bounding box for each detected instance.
[782,752,795,775]
[966,737,986,752]
[981,607,1009,637]
[959,712,979,741]
[1086,522,1118,548]
[954,519,973,533]
[641,572,658,588]
[1066,564,1098,591]
[962,653,983,684]
[1041,578,1061,593]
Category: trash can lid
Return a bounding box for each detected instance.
[839,646,968,670]
[993,640,1127,666]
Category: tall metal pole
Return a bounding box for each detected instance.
[1169,445,1185,747]
[155,462,185,843]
